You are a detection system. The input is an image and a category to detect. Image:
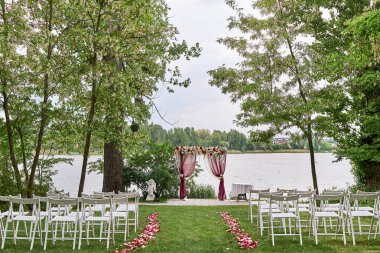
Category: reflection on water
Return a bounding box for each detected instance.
[52,153,354,198]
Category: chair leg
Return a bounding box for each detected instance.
[44,222,50,250]
[100,222,103,242]
[14,221,19,244]
[314,218,318,245]
[342,217,347,245]
[358,217,362,235]
[298,217,303,245]
[271,218,275,246]
[73,222,78,250]
[30,221,37,250]
[1,219,8,249]
[86,222,90,245]
[350,216,355,245]
[78,221,82,250]
[368,217,374,240]
[106,221,111,249]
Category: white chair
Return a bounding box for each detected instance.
[105,196,129,242]
[311,193,347,245]
[288,191,315,230]
[258,192,282,236]
[78,197,112,249]
[1,197,44,250]
[269,194,302,246]
[344,192,380,245]
[44,198,80,250]
[248,188,270,223]
[0,195,29,241]
[115,193,139,232]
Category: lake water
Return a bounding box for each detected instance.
[52,153,355,198]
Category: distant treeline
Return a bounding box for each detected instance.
[145,124,334,152]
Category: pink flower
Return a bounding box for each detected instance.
[114,213,160,253]
[219,212,259,250]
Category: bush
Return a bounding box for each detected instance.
[124,142,178,199]
[187,182,216,199]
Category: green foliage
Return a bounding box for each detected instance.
[316,2,380,190]
[187,183,216,199]
[124,142,179,199]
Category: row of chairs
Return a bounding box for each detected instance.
[0,191,139,250]
[248,188,380,246]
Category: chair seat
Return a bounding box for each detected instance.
[272,212,296,218]
[85,216,109,222]
[260,208,282,213]
[85,206,106,212]
[288,207,309,212]
[52,216,77,222]
[322,207,340,212]
[104,211,127,218]
[314,211,339,218]
[352,206,374,211]
[116,204,136,212]
[260,203,279,209]
[40,211,60,217]
[68,212,89,218]
[1,211,29,217]
[346,210,374,217]
[13,215,43,222]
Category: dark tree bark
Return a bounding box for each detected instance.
[1,80,22,192]
[77,3,104,197]
[306,125,319,194]
[27,0,53,198]
[103,142,125,193]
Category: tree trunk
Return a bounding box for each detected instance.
[103,142,125,193]
[27,72,50,198]
[77,79,97,197]
[77,3,104,197]
[306,122,319,194]
[16,127,29,183]
[26,0,54,198]
[1,80,22,193]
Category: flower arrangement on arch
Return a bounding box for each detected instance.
[175,146,227,157]
[219,211,259,250]
[114,213,160,253]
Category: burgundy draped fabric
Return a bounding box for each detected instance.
[175,151,197,200]
[207,154,227,200]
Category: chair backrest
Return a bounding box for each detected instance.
[315,193,345,201]
[8,197,40,219]
[94,191,114,197]
[349,192,379,201]
[322,190,346,195]
[81,197,111,218]
[250,188,270,194]
[270,194,299,202]
[90,194,104,199]
[47,197,78,217]
[277,188,297,193]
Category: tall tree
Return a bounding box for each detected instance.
[316,1,379,189]
[73,0,200,195]
[209,0,339,192]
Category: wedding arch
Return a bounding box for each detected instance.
[174,146,227,200]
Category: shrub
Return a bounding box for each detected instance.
[187,182,216,199]
[124,142,178,199]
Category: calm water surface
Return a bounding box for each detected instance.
[52,153,354,198]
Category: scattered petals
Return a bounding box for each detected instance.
[219,212,259,250]
[114,213,160,253]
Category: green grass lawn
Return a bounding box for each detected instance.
[1,205,380,252]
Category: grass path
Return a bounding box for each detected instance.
[1,205,380,252]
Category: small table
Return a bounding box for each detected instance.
[230,183,253,200]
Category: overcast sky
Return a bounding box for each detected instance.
[150,0,253,134]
